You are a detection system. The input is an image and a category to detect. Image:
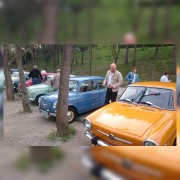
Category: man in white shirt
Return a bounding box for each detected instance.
[160,72,171,82]
[51,69,61,90]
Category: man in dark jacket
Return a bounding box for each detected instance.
[28,65,42,85]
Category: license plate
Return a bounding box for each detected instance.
[41,110,49,118]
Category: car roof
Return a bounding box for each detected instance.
[130,81,176,90]
[70,76,104,81]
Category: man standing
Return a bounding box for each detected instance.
[103,63,123,105]
[28,65,42,85]
[51,69,60,91]
[160,72,171,82]
[126,66,139,85]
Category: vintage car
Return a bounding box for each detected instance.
[27,74,55,104]
[27,74,76,104]
[39,76,106,123]
[84,82,176,146]
[18,72,54,91]
[82,146,180,179]
[4,71,29,91]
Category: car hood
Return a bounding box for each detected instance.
[27,83,48,90]
[41,91,76,102]
[94,102,165,137]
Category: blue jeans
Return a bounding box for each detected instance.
[32,78,41,85]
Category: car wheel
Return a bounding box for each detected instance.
[67,107,77,123]
[35,95,42,105]
[173,138,176,146]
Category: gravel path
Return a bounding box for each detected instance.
[4,88,125,146]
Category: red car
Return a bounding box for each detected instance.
[18,72,55,91]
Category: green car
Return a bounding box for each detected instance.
[27,74,76,104]
[27,74,54,104]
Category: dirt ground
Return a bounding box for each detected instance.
[3,88,125,146]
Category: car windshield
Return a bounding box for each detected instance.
[119,86,174,110]
[69,80,78,92]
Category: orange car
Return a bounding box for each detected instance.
[82,146,180,179]
[84,82,176,146]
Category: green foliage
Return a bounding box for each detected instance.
[14,154,29,171]
[47,126,76,142]
[47,130,57,142]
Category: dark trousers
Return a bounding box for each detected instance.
[32,78,41,85]
[105,88,118,105]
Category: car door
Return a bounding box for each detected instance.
[77,80,94,113]
[98,79,106,107]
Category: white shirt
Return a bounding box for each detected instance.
[132,73,136,83]
[160,75,170,82]
[108,72,114,86]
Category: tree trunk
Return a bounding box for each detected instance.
[39,0,59,43]
[172,45,176,74]
[16,45,31,112]
[133,44,137,66]
[124,45,129,65]
[81,51,84,65]
[89,45,92,75]
[149,0,158,38]
[163,0,171,40]
[56,45,73,137]
[152,46,159,80]
[30,147,52,162]
[3,44,15,101]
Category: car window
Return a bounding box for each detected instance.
[98,80,105,90]
[43,76,52,85]
[69,80,78,92]
[119,86,174,110]
[80,80,97,93]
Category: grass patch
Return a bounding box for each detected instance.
[47,130,57,142]
[47,126,76,142]
[14,154,29,172]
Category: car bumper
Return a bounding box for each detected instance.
[39,108,56,118]
[82,155,123,180]
[28,98,35,102]
[85,131,109,146]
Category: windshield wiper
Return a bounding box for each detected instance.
[120,99,136,104]
[138,101,161,110]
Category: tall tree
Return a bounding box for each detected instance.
[111,44,120,64]
[133,44,137,66]
[152,46,159,80]
[15,45,31,112]
[56,45,73,137]
[124,45,129,65]
[172,45,176,74]
[89,44,92,75]
[3,44,15,101]
[39,0,59,43]
[149,0,158,39]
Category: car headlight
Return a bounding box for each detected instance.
[144,139,159,146]
[38,96,42,104]
[53,101,58,109]
[84,119,92,129]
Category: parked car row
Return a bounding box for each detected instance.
[11,71,176,146]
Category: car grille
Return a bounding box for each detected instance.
[40,100,52,110]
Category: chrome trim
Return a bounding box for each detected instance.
[143,139,159,146]
[85,131,109,146]
[82,155,123,180]
[97,130,133,145]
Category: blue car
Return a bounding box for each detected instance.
[39,76,106,123]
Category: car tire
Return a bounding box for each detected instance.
[67,107,77,123]
[173,138,176,146]
[35,95,42,105]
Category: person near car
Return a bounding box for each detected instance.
[51,69,60,91]
[103,63,123,105]
[126,66,139,85]
[28,65,42,85]
[160,72,171,82]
